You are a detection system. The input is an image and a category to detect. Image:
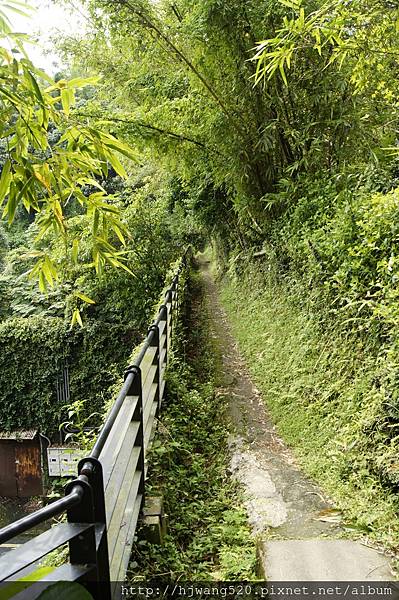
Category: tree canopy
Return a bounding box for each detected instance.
[0,0,141,315]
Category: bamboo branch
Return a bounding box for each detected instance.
[74,112,223,155]
[112,0,245,137]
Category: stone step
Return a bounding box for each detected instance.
[258,539,393,581]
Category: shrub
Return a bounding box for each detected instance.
[0,316,135,435]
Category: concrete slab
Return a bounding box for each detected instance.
[259,540,393,581]
[229,438,288,532]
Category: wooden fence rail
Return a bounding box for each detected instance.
[0,251,189,599]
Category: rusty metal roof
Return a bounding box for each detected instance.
[0,430,38,440]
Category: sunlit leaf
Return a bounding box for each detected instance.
[74,291,96,305]
[71,239,79,264]
[0,159,11,205]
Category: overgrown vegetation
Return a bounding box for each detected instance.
[0,1,191,436]
[129,269,257,580]
[221,264,399,553]
[1,0,399,570]
[0,168,187,435]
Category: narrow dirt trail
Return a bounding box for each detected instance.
[199,258,394,581]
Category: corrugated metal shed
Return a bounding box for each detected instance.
[0,430,38,441]
[0,430,42,497]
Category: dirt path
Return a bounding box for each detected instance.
[199,258,394,581]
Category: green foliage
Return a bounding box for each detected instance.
[267,177,399,347]
[57,0,295,246]
[59,397,99,450]
[0,162,187,435]
[52,0,398,259]
[0,0,143,299]
[0,316,128,434]
[129,269,256,581]
[221,267,399,551]
[0,316,69,432]
[0,243,71,319]
[252,0,399,177]
[254,0,399,98]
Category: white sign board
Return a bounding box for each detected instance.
[47,447,84,477]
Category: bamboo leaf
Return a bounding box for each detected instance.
[67,76,100,88]
[71,239,79,264]
[105,255,135,276]
[24,68,44,105]
[75,309,83,327]
[38,270,47,294]
[74,291,96,305]
[71,308,83,328]
[106,151,127,178]
[4,183,17,224]
[70,309,77,327]
[112,224,126,245]
[0,159,11,205]
[279,60,288,85]
[60,88,71,116]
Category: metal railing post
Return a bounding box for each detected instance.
[174,274,179,316]
[157,304,168,406]
[124,366,145,502]
[79,458,111,591]
[148,324,161,414]
[160,304,168,366]
[165,289,172,356]
[170,279,177,337]
[65,476,110,598]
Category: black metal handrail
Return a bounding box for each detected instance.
[0,250,189,598]
[0,486,83,544]
[90,374,134,460]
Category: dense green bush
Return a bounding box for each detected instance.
[0,316,134,435]
[0,167,192,436]
[275,181,399,347]
[228,177,399,497]
[0,317,69,433]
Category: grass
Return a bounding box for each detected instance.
[220,264,399,563]
[128,268,257,581]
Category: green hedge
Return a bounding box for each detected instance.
[0,317,136,435]
[0,317,68,432]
